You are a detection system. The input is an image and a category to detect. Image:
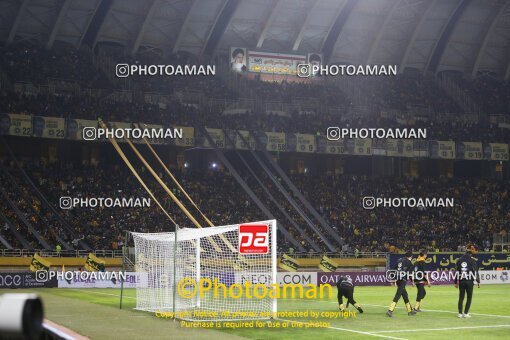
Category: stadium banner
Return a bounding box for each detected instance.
[247,51,306,76]
[319,256,337,272]
[235,272,317,286]
[386,139,413,157]
[84,253,106,271]
[265,132,286,152]
[174,126,194,147]
[109,121,132,142]
[287,133,316,153]
[57,272,138,288]
[230,47,247,73]
[67,118,98,140]
[0,272,58,288]
[201,128,225,149]
[456,142,483,160]
[139,123,165,144]
[388,253,510,271]
[323,138,348,155]
[413,140,429,157]
[278,254,300,272]
[0,113,32,137]
[29,253,51,272]
[317,272,388,286]
[429,141,455,159]
[32,116,65,139]
[372,139,387,156]
[234,130,257,150]
[489,143,509,161]
[479,270,510,284]
[353,139,372,156]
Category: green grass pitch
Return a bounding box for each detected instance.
[2,285,509,339]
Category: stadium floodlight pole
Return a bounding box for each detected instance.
[123,137,223,252]
[136,124,217,227]
[97,119,178,226]
[134,123,236,253]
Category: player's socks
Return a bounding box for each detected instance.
[388,302,397,312]
[354,303,363,313]
[414,301,421,311]
[339,304,345,311]
[405,303,412,313]
[406,303,416,315]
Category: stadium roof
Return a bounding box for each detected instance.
[0,0,509,78]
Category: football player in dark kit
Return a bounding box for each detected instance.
[336,276,363,313]
[413,250,431,312]
[455,250,480,318]
[387,251,416,317]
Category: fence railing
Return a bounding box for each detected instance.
[280,252,387,258]
[0,249,124,258]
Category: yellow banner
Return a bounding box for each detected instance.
[139,123,165,144]
[295,133,316,153]
[84,253,106,271]
[174,126,194,147]
[235,130,256,150]
[32,116,65,139]
[202,128,225,148]
[324,139,347,154]
[0,113,32,137]
[319,256,337,272]
[386,139,413,157]
[266,132,286,152]
[278,254,299,272]
[353,139,372,155]
[67,119,98,140]
[430,141,455,159]
[458,142,482,160]
[29,253,51,272]
[490,143,509,161]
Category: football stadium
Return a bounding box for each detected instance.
[0,0,510,339]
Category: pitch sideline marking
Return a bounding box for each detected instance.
[363,303,510,319]
[373,324,510,333]
[279,319,408,340]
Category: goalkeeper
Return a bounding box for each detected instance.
[336,276,363,313]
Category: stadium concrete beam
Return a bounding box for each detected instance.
[202,0,240,57]
[46,0,72,49]
[366,0,401,65]
[425,0,473,74]
[172,0,198,54]
[7,0,30,43]
[291,0,320,51]
[82,0,114,49]
[472,0,510,77]
[321,0,357,63]
[131,0,159,55]
[399,0,437,73]
[256,0,284,49]
[77,2,101,49]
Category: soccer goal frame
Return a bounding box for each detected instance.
[131,220,277,321]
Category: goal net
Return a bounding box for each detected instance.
[131,220,277,321]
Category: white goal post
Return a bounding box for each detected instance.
[131,220,277,321]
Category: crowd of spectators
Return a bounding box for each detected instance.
[292,174,509,253]
[1,153,507,254]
